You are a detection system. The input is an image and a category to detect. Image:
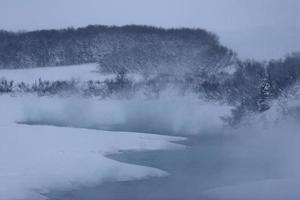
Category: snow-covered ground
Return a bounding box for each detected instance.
[0,95,185,200]
[0,63,108,84]
[0,63,143,84]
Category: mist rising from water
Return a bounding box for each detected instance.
[19,92,232,135]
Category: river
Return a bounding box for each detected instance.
[46,134,281,200]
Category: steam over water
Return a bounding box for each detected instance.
[19,94,232,135]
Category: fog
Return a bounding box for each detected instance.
[200,117,300,200]
[18,93,232,135]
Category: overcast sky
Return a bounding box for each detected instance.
[0,0,299,60]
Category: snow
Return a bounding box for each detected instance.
[0,63,112,84]
[0,125,184,200]
[0,63,142,84]
[0,95,185,200]
[218,64,237,75]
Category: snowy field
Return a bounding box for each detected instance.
[0,63,144,84]
[0,95,185,200]
[0,63,108,84]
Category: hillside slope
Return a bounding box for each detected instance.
[0,25,235,75]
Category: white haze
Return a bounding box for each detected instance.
[201,90,300,199]
[18,92,232,135]
[202,116,300,199]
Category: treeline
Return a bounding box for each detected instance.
[0,78,77,95]
[208,53,300,124]
[0,74,212,98]
[1,53,299,103]
[0,25,235,75]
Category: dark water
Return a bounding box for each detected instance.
[46,134,282,200]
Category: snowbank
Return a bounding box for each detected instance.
[0,95,185,200]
